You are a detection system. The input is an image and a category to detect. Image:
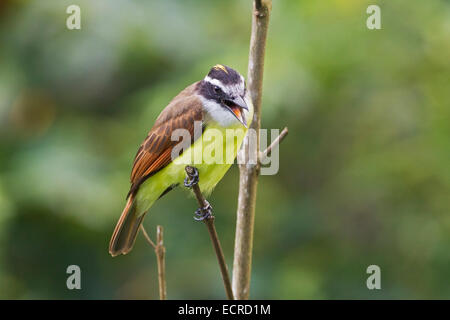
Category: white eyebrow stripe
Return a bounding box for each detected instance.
[204,76,227,92]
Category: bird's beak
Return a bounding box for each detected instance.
[223,96,248,128]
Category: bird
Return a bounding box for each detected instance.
[109,64,253,257]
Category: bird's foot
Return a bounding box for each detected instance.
[184,166,199,188]
[194,201,213,221]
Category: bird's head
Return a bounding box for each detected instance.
[199,64,250,128]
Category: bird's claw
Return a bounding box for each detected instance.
[194,201,213,221]
[184,167,199,188]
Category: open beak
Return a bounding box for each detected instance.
[223,96,248,128]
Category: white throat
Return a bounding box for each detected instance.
[199,94,253,128]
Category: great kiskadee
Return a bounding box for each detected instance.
[109,65,253,257]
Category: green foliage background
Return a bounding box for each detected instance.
[0,0,449,299]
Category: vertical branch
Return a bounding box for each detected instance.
[155,226,166,300]
[232,0,272,300]
[141,225,166,300]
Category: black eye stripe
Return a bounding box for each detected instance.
[198,74,246,103]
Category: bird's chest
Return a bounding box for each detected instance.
[193,124,247,193]
[167,123,246,194]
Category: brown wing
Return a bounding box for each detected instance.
[127,84,203,198]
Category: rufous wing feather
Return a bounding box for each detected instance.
[109,194,145,256]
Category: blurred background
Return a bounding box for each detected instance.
[0,0,449,299]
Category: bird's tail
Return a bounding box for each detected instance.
[109,194,146,257]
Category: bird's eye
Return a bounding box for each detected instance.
[213,86,221,94]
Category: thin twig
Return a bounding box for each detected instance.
[259,127,289,163]
[141,225,156,249]
[141,225,167,300]
[155,226,166,300]
[185,166,234,300]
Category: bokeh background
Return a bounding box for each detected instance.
[0,0,449,299]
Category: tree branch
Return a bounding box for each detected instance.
[259,127,289,163]
[141,225,156,249]
[141,225,166,300]
[185,166,234,300]
[232,0,273,300]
